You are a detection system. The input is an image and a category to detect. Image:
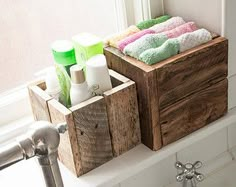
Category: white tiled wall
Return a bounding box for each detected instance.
[120,155,177,187]
[225,0,236,77]
[177,129,228,164]
[228,122,236,149]
[117,122,236,187]
[229,75,236,110]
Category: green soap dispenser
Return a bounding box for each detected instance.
[51,40,77,107]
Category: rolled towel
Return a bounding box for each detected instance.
[163,22,198,38]
[118,29,155,51]
[136,15,171,30]
[118,17,190,52]
[123,22,197,59]
[106,25,140,48]
[123,34,168,59]
[150,17,185,33]
[177,28,212,52]
[139,38,179,65]
[138,28,212,65]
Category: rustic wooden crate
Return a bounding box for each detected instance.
[28,70,141,177]
[104,36,228,150]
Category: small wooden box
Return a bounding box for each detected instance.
[28,70,141,177]
[104,36,228,150]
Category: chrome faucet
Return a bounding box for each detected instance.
[0,121,67,187]
[175,161,204,187]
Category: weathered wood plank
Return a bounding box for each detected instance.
[160,79,228,146]
[109,69,130,87]
[104,81,141,156]
[28,82,52,122]
[71,96,113,174]
[48,99,81,176]
[156,37,228,110]
[105,47,161,150]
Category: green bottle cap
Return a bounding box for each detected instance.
[51,40,77,66]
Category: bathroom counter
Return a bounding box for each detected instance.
[1,108,236,187]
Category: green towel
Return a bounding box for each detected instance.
[124,34,168,59]
[139,39,180,65]
[136,15,171,30]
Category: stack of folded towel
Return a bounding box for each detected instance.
[124,22,198,59]
[105,15,213,65]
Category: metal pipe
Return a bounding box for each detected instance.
[38,152,63,187]
[0,121,65,187]
[0,142,25,170]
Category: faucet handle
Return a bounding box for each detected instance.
[176,171,185,182]
[175,161,204,183]
[175,161,184,170]
[193,161,202,169]
[194,171,204,182]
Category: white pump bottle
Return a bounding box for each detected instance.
[70,65,91,106]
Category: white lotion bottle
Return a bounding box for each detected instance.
[70,65,91,106]
[86,54,112,95]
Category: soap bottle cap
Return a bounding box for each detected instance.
[70,65,85,84]
[51,40,76,66]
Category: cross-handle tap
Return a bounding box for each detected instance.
[175,161,204,187]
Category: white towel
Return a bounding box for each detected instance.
[149,17,185,33]
[177,28,212,52]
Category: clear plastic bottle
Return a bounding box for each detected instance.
[45,67,61,100]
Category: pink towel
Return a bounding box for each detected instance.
[118,29,155,51]
[163,22,198,38]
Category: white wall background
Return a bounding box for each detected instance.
[0,0,118,93]
[163,0,222,34]
[225,0,236,77]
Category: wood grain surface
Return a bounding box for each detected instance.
[160,79,228,146]
[48,99,80,175]
[28,81,52,122]
[105,47,162,150]
[156,37,228,110]
[109,69,130,87]
[71,96,113,174]
[104,81,141,156]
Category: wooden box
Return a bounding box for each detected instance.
[28,70,141,177]
[104,36,228,150]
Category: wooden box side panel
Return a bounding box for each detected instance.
[104,81,141,157]
[160,78,228,146]
[109,69,130,87]
[105,47,162,150]
[156,37,228,110]
[48,99,80,176]
[28,81,52,122]
[71,96,113,175]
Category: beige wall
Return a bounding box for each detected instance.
[164,0,222,34]
[0,0,118,93]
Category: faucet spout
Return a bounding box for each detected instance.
[0,121,65,187]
